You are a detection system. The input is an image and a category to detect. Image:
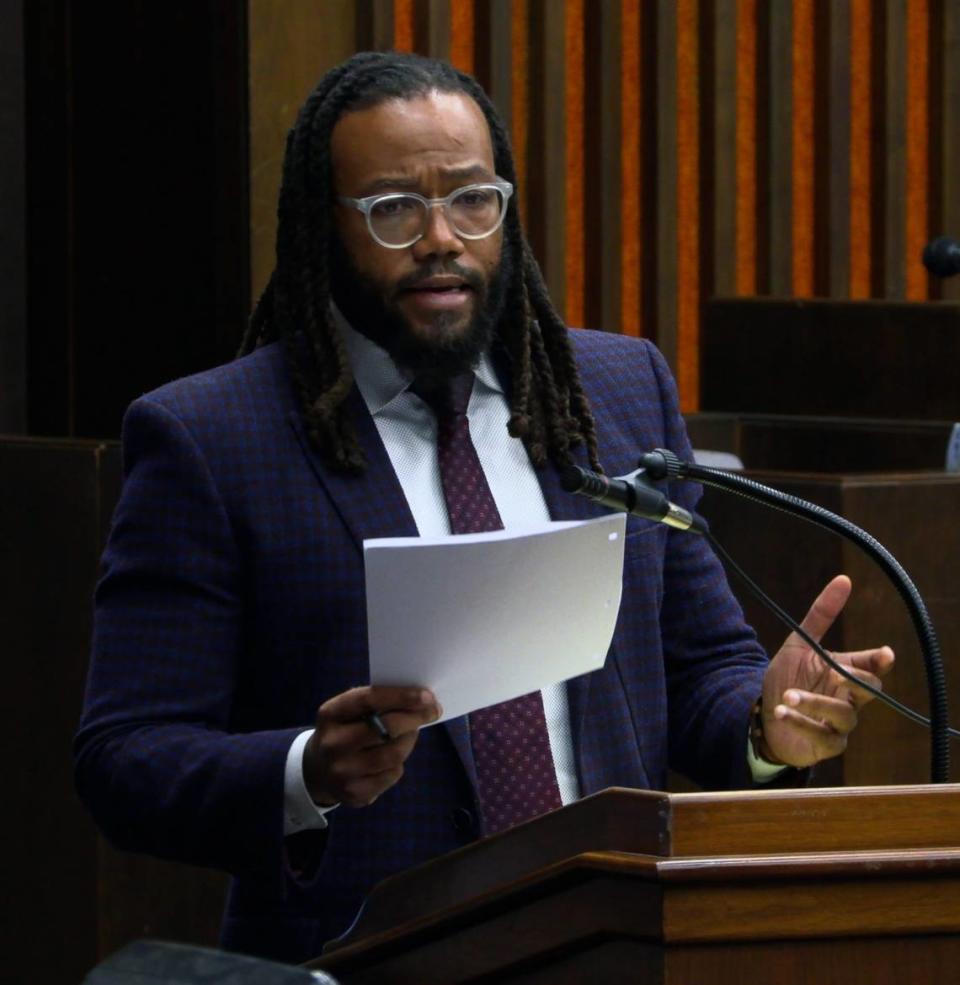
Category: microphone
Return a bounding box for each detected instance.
[560,464,705,534]
[922,236,960,277]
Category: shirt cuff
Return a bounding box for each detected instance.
[283,729,339,835]
[746,732,789,783]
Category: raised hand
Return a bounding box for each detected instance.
[759,575,895,768]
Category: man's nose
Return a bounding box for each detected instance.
[412,203,464,259]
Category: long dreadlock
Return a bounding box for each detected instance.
[239,51,602,475]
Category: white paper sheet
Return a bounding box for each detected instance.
[364,513,626,722]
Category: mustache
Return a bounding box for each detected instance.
[394,263,485,294]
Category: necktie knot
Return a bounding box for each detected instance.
[410,372,475,422]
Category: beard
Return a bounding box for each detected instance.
[330,238,511,383]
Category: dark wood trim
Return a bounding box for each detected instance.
[766,0,793,295]
[655,0,678,365]
[212,2,251,361]
[474,0,512,129]
[0,0,27,433]
[870,0,888,295]
[23,0,74,435]
[596,0,622,334]
[883,0,908,298]
[640,3,659,343]
[356,0,395,50]
[937,0,960,301]
[23,4,251,440]
[415,0,451,59]
[712,0,737,297]
[524,0,566,311]
[693,0,714,314]
[825,0,851,297]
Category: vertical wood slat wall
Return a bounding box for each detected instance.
[249,0,960,412]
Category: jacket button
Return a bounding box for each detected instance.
[450,806,477,836]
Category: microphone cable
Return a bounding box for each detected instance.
[639,448,952,782]
[705,529,958,738]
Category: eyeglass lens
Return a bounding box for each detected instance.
[369,186,505,245]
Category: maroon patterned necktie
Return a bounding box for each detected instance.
[413,373,563,836]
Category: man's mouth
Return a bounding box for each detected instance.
[399,275,474,311]
[402,276,472,296]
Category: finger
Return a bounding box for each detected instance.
[319,685,441,723]
[369,706,443,741]
[771,705,849,759]
[793,574,852,646]
[831,670,884,709]
[316,712,424,756]
[304,728,417,805]
[326,734,416,783]
[318,708,441,752]
[832,646,896,677]
[778,690,858,734]
[338,765,406,808]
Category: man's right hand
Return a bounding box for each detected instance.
[302,686,442,808]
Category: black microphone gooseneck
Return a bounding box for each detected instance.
[562,450,951,782]
[636,448,950,784]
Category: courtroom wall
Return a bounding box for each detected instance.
[14,2,958,435]
[249,0,960,411]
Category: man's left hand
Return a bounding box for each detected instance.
[759,574,895,768]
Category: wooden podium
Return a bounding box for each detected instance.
[310,785,960,983]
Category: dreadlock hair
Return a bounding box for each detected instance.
[239,50,602,475]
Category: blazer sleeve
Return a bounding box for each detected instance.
[645,342,770,790]
[74,395,303,877]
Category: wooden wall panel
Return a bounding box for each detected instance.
[656,0,680,367]
[510,0,529,220]
[248,0,958,409]
[735,0,758,296]
[450,0,476,72]
[620,0,642,335]
[850,0,875,298]
[564,0,585,330]
[597,1,623,337]
[940,0,960,302]
[713,0,738,298]
[675,0,700,406]
[905,0,929,298]
[827,0,852,298]
[792,0,816,298]
[0,0,26,433]
[764,2,794,296]
[883,0,909,298]
[248,0,357,305]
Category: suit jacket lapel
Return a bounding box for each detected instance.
[290,386,479,789]
[289,386,418,548]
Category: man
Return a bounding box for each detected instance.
[75,52,893,964]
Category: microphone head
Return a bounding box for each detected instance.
[922,236,960,277]
[559,465,586,492]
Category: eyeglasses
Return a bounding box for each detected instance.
[338,179,514,249]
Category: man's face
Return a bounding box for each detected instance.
[329,91,507,378]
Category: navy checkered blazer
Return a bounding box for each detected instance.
[75,328,768,963]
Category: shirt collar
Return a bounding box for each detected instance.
[332,305,505,417]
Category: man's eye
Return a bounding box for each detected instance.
[372,197,418,217]
[455,189,495,209]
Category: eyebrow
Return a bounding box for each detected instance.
[357,164,496,196]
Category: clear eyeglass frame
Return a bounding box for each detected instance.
[338,179,514,249]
